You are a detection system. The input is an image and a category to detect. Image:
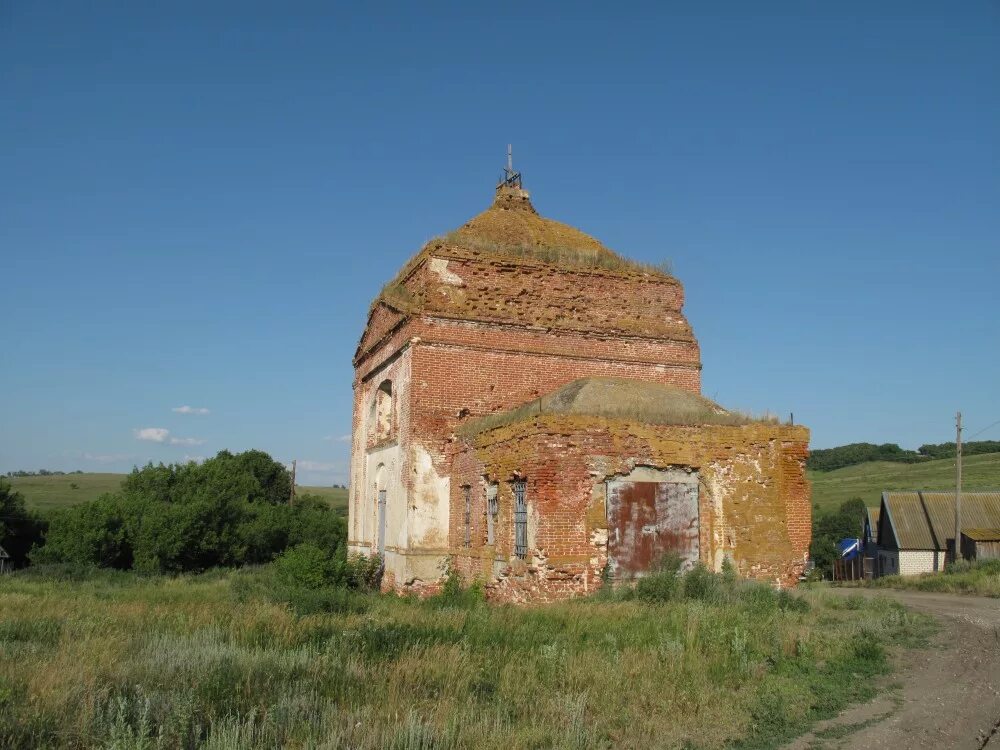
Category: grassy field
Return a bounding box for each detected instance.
[296,485,349,515]
[9,473,349,516]
[8,473,125,511]
[0,565,930,750]
[809,452,1000,515]
[854,558,1000,598]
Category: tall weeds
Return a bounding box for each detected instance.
[0,566,930,749]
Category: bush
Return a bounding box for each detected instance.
[32,450,347,574]
[275,543,337,589]
[603,560,810,614]
[428,567,485,609]
[0,479,45,567]
[946,558,972,575]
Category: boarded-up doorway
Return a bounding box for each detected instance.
[606,472,699,578]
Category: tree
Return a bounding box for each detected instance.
[33,450,344,574]
[0,479,46,567]
[810,498,867,577]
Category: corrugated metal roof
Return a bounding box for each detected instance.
[883,492,936,549]
[880,491,1000,550]
[922,492,1000,549]
[961,528,1000,542]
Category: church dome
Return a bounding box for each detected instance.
[440,185,624,268]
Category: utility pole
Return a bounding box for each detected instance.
[954,412,962,562]
[290,459,297,505]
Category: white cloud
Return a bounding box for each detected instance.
[172,405,210,415]
[169,437,205,446]
[134,427,169,443]
[323,434,352,443]
[182,455,206,464]
[83,452,130,464]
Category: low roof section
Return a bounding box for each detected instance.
[878,491,1000,550]
[461,376,776,437]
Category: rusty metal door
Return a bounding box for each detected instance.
[607,481,699,577]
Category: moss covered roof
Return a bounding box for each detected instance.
[441,186,625,267]
[461,377,766,436]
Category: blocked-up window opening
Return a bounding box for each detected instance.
[377,489,387,556]
[606,478,699,578]
[374,380,393,442]
[513,480,527,559]
[463,485,472,548]
[486,484,498,545]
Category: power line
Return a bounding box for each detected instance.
[966,418,1000,441]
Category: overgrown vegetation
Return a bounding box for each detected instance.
[807,440,1000,472]
[0,480,45,567]
[439,232,675,277]
[30,450,346,575]
[864,558,1000,598]
[460,377,779,437]
[0,563,931,749]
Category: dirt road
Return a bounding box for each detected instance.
[786,588,1000,750]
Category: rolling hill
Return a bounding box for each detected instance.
[14,453,1000,522]
[808,451,1000,515]
[8,473,349,516]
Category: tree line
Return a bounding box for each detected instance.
[5,469,85,477]
[1,450,350,575]
[807,440,1000,472]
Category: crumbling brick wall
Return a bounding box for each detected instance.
[351,249,704,589]
[447,416,810,603]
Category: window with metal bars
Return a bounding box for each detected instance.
[486,483,498,545]
[463,485,471,548]
[513,480,527,559]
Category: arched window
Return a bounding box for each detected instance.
[372,380,393,442]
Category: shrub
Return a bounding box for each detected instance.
[31,450,347,574]
[633,570,680,602]
[946,558,972,575]
[683,563,721,601]
[0,479,45,567]
[275,543,337,589]
[428,567,485,609]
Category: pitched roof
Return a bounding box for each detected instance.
[879,491,1000,550]
[0,544,9,559]
[461,377,771,436]
[442,186,628,269]
[963,528,1000,542]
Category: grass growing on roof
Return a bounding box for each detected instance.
[460,376,780,437]
[0,564,931,749]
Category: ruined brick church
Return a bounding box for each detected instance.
[349,160,810,602]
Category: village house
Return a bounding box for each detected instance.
[875,490,1000,576]
[348,160,811,602]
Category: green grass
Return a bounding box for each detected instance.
[861,558,1000,598]
[297,485,348,516]
[0,566,931,749]
[9,473,125,511]
[809,451,1000,516]
[9,474,349,516]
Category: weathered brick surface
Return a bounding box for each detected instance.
[349,190,811,600]
[448,417,811,603]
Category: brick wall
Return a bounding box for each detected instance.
[447,416,811,603]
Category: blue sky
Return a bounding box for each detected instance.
[2,2,998,485]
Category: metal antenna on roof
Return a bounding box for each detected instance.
[499,144,522,190]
